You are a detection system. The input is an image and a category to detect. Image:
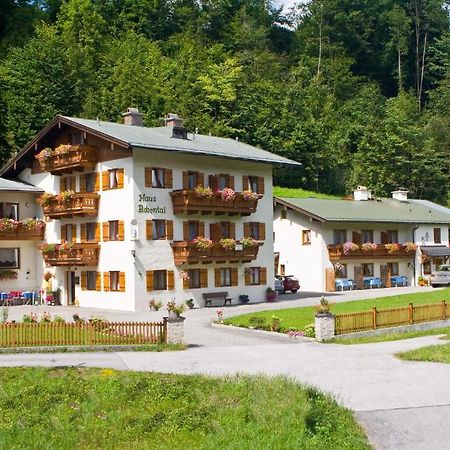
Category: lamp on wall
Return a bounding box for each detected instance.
[131,250,136,258]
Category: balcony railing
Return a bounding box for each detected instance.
[42,243,99,266]
[42,193,99,219]
[0,221,45,240]
[171,241,260,265]
[36,144,98,174]
[170,190,260,216]
[328,243,415,260]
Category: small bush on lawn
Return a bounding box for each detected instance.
[249,316,267,329]
[304,323,315,338]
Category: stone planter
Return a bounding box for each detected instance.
[168,310,181,320]
[266,292,277,302]
[314,313,335,342]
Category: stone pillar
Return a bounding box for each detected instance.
[315,313,335,342]
[164,316,185,344]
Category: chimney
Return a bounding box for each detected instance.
[122,107,144,126]
[165,113,183,127]
[392,189,409,201]
[353,186,371,201]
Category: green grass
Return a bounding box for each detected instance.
[224,289,450,333]
[0,368,370,449]
[397,343,450,364]
[273,186,340,199]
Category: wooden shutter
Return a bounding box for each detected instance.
[229,223,236,239]
[209,175,218,191]
[325,268,335,292]
[102,171,109,191]
[145,168,152,187]
[118,220,124,241]
[182,171,189,189]
[60,177,66,192]
[197,172,204,187]
[166,220,173,240]
[102,222,109,242]
[95,223,100,242]
[71,224,77,242]
[103,272,110,292]
[258,223,266,240]
[257,177,265,194]
[146,271,154,291]
[119,272,126,292]
[214,268,221,287]
[146,220,153,240]
[164,169,173,188]
[352,231,362,245]
[210,223,220,241]
[381,232,388,245]
[116,168,124,189]
[183,221,189,241]
[95,272,101,291]
[167,270,175,290]
[81,272,87,290]
[245,269,251,286]
[198,221,205,238]
[61,224,67,241]
[243,223,250,237]
[79,175,86,193]
[260,267,267,285]
[94,172,100,191]
[231,268,238,286]
[242,176,249,191]
[200,269,208,288]
[228,175,235,189]
[183,273,190,290]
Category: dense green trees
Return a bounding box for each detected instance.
[0,0,449,204]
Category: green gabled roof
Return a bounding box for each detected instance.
[275,197,450,224]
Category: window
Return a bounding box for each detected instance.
[281,209,287,220]
[85,173,95,192]
[0,248,19,268]
[153,220,166,239]
[188,222,199,241]
[217,174,229,190]
[66,224,73,242]
[335,263,347,278]
[249,222,260,240]
[152,168,165,188]
[220,268,232,287]
[387,230,398,244]
[109,221,119,241]
[188,269,201,289]
[248,267,260,285]
[87,271,96,290]
[362,263,374,276]
[361,230,374,243]
[220,222,231,239]
[423,260,431,275]
[333,230,347,245]
[434,228,441,244]
[109,169,119,189]
[302,230,311,245]
[188,172,198,189]
[244,175,264,194]
[248,176,259,192]
[69,132,82,145]
[0,203,18,220]
[280,264,285,276]
[109,271,120,291]
[86,223,96,241]
[154,270,167,290]
[387,262,399,276]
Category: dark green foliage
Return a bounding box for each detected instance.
[0,0,449,203]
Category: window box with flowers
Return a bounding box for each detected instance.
[37,193,53,207]
[57,190,74,204]
[0,270,18,281]
[218,188,235,202]
[403,242,417,253]
[240,237,258,248]
[343,242,359,255]
[219,238,236,250]
[242,190,259,201]
[194,185,214,199]
[192,237,213,252]
[361,242,377,252]
[0,219,18,233]
[385,243,400,254]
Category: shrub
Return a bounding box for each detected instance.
[185,299,195,309]
[0,306,8,323]
[304,323,315,338]
[149,299,162,311]
[53,315,66,323]
[270,315,282,332]
[316,296,333,314]
[249,316,266,329]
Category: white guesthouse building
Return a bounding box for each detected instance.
[0,110,298,311]
[274,187,450,292]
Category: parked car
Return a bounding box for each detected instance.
[277,275,300,294]
[274,278,284,294]
[430,264,450,287]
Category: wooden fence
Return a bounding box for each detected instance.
[0,321,167,348]
[335,301,449,335]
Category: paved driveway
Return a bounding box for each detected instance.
[2,286,450,449]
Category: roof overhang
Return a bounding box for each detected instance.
[420,246,450,257]
[274,197,326,222]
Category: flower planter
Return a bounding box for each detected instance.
[266,292,277,302]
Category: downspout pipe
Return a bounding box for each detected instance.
[412,225,419,286]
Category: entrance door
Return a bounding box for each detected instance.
[66,271,76,305]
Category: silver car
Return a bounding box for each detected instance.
[430,264,450,287]
[274,278,284,294]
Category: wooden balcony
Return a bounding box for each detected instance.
[171,241,260,265]
[170,190,260,216]
[328,244,414,261]
[36,145,98,174]
[0,222,45,240]
[43,243,99,266]
[42,193,99,219]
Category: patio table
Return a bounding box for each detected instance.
[390,276,408,287]
[363,277,383,289]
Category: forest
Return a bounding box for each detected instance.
[1,0,449,204]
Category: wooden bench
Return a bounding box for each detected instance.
[202,291,233,307]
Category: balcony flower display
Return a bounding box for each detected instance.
[403,242,417,252]
[361,242,377,252]
[21,218,45,230]
[194,185,213,198]
[242,190,259,201]
[240,237,258,248]
[57,190,74,204]
[333,262,345,275]
[219,187,235,202]
[192,236,213,251]
[219,238,236,250]
[39,243,57,255]
[385,243,400,254]
[35,148,53,160]
[179,270,190,280]
[343,241,359,255]
[58,241,74,253]
[0,218,18,232]
[54,144,72,155]
[0,270,18,281]
[38,193,53,206]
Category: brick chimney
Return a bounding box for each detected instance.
[122,107,144,126]
[165,113,183,127]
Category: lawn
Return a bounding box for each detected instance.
[0,368,370,450]
[224,289,450,332]
[397,342,450,364]
[273,186,340,199]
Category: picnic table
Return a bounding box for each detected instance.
[390,275,408,287]
[363,277,383,289]
[335,279,356,291]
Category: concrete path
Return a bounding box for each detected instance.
[2,286,450,449]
